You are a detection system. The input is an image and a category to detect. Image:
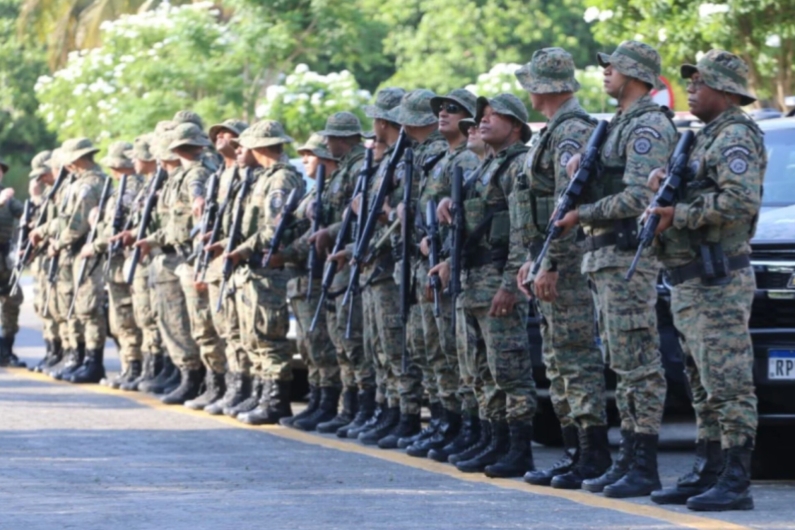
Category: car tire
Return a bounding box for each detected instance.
[532,398,562,447]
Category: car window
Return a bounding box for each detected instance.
[763,129,795,207]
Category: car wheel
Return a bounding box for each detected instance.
[532,398,562,447]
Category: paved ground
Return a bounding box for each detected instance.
[3,282,795,529]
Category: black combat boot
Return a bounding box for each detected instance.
[294,387,341,432]
[429,411,480,463]
[161,366,205,405]
[237,379,293,425]
[456,421,510,473]
[449,419,491,465]
[408,409,462,458]
[398,401,443,449]
[184,370,226,410]
[651,440,723,505]
[347,400,385,439]
[686,443,754,512]
[225,376,262,417]
[603,433,661,498]
[107,360,142,389]
[552,426,613,489]
[0,336,26,368]
[484,421,535,478]
[524,425,580,485]
[122,352,163,391]
[205,373,250,415]
[31,339,61,372]
[318,387,358,433]
[358,406,400,445]
[583,429,635,493]
[280,385,320,427]
[138,354,175,394]
[44,346,70,378]
[52,343,86,380]
[378,413,422,449]
[338,390,376,438]
[69,348,105,384]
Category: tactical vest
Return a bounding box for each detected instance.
[243,163,306,251]
[0,187,16,246]
[325,147,365,230]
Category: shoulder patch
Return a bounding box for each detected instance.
[269,189,286,210]
[723,145,752,158]
[557,139,582,151]
[79,184,93,200]
[559,151,573,167]
[633,137,652,155]
[633,126,662,139]
[728,158,748,175]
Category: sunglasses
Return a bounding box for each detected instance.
[440,102,465,115]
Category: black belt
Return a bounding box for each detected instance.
[666,254,751,286]
[583,232,617,252]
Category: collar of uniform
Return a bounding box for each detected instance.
[612,93,655,124]
[450,141,469,156]
[340,143,365,167]
[420,129,445,148]
[548,97,584,127]
[702,105,746,135]
[494,141,528,159]
[181,158,203,170]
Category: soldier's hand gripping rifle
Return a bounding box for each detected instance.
[192,167,221,279]
[198,166,239,283]
[448,166,465,333]
[9,166,68,296]
[125,164,168,285]
[309,148,373,333]
[67,175,114,319]
[530,120,609,276]
[105,174,129,275]
[262,187,302,269]
[625,129,696,281]
[306,164,325,302]
[426,198,442,317]
[398,148,414,372]
[216,168,254,312]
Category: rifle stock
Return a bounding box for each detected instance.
[126,165,167,285]
[399,148,414,373]
[306,165,325,302]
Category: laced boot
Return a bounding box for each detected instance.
[123,352,163,391]
[398,401,443,449]
[205,373,250,415]
[0,336,26,368]
[651,440,723,505]
[237,379,293,425]
[294,387,341,431]
[583,429,635,493]
[138,354,175,394]
[378,413,422,449]
[160,366,205,405]
[184,370,226,410]
[552,425,612,489]
[280,385,320,427]
[358,406,400,445]
[686,443,754,512]
[44,346,71,378]
[346,401,385,440]
[429,411,479,463]
[449,420,491,465]
[456,421,510,473]
[603,433,661,498]
[524,425,580,485]
[107,360,142,389]
[51,343,85,380]
[69,348,105,384]
[225,376,262,417]
[318,387,358,433]
[484,421,535,478]
[339,390,377,438]
[31,339,61,372]
[407,409,462,457]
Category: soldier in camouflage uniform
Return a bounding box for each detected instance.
[431,94,536,477]
[213,121,305,425]
[648,51,762,512]
[82,141,145,388]
[556,41,675,498]
[0,156,26,367]
[512,48,611,489]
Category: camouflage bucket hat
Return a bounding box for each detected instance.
[597,40,663,90]
[169,123,213,151]
[318,111,364,137]
[127,134,155,162]
[430,88,478,118]
[458,117,477,137]
[296,133,337,160]
[516,47,581,94]
[60,137,100,165]
[364,87,406,121]
[173,110,204,131]
[681,49,756,106]
[29,150,52,179]
[237,120,294,149]
[155,120,176,134]
[208,119,249,144]
[475,94,532,143]
[153,133,180,162]
[101,141,134,169]
[388,89,438,127]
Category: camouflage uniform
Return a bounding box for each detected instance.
[29,153,58,345]
[0,156,25,359]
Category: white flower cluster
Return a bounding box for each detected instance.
[465,63,523,98]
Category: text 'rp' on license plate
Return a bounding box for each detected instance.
[768,350,795,380]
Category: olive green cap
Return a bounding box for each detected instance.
[127,134,156,162]
[681,49,756,106]
[364,87,406,121]
[516,47,581,94]
[430,88,478,117]
[153,132,180,162]
[29,150,52,179]
[388,89,438,127]
[475,94,532,143]
[208,119,249,144]
[101,141,134,169]
[168,123,213,150]
[173,110,204,131]
[60,137,100,165]
[318,112,365,137]
[296,133,337,161]
[235,120,294,149]
[597,40,664,90]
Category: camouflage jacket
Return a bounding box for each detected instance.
[53,166,106,257]
[149,158,208,249]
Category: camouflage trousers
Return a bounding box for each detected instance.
[289,276,340,389]
[58,255,105,350]
[361,284,391,407]
[234,267,292,382]
[329,273,373,392]
[150,253,201,370]
[32,258,59,342]
[590,266,666,435]
[178,264,225,375]
[45,256,75,349]
[0,268,22,339]
[207,279,249,375]
[106,258,142,366]
[534,251,606,430]
[130,261,162,357]
[671,267,757,449]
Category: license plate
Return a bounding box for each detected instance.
[768,350,795,380]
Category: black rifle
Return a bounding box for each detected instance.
[105,174,129,275]
[309,148,373,333]
[216,168,254,312]
[426,198,442,317]
[448,165,464,333]
[191,167,221,279]
[625,129,696,280]
[126,164,168,285]
[11,199,33,275]
[306,165,325,302]
[198,166,239,283]
[262,187,302,269]
[531,120,609,276]
[9,166,68,297]
[68,175,114,319]
[398,148,414,372]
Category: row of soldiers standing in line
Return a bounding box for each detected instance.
[0,40,763,513]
